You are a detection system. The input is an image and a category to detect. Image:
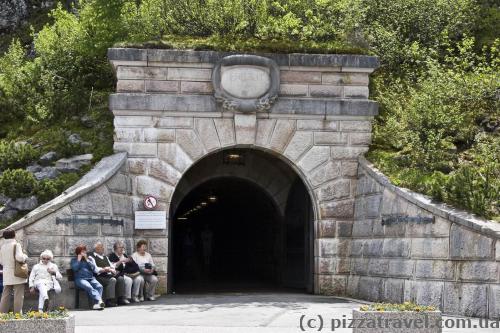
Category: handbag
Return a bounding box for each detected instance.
[125,271,141,278]
[124,258,140,278]
[13,243,28,279]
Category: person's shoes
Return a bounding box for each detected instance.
[118,298,130,305]
[43,298,49,312]
[139,296,144,302]
[146,296,156,301]
[106,300,117,307]
[99,300,105,308]
[132,296,140,303]
[93,303,104,310]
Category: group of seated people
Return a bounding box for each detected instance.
[0,228,158,313]
[71,239,158,310]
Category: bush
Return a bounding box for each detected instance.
[444,134,500,219]
[0,169,38,199]
[123,0,365,45]
[377,55,498,171]
[32,128,86,158]
[363,0,477,78]
[36,173,80,204]
[369,39,499,220]
[0,141,40,171]
[0,0,497,223]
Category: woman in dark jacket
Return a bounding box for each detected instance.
[108,241,144,303]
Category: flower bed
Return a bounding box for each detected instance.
[0,307,74,333]
[353,302,442,333]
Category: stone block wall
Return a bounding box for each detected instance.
[349,156,500,319]
[2,49,384,309]
[0,152,168,309]
[107,49,381,296]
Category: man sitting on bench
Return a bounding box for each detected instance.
[88,242,126,307]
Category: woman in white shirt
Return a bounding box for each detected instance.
[29,249,62,312]
[131,240,158,301]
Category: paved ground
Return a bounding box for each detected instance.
[72,292,499,333]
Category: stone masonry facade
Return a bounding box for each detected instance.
[107,49,379,299]
[350,157,500,319]
[1,49,498,318]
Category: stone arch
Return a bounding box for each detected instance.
[166,144,316,292]
[168,143,318,220]
[147,115,355,224]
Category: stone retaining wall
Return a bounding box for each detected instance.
[348,156,500,319]
[0,152,168,309]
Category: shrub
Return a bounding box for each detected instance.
[123,0,365,46]
[362,0,477,78]
[0,169,38,199]
[444,134,500,219]
[36,173,80,204]
[0,141,40,171]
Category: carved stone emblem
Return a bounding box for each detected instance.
[213,55,279,113]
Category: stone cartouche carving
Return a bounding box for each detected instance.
[213,55,279,113]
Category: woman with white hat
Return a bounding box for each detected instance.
[29,249,62,312]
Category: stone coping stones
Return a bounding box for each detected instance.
[0,315,75,333]
[352,309,442,333]
[108,48,380,69]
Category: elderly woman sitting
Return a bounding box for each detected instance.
[70,245,104,310]
[29,249,62,312]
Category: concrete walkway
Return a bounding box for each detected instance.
[72,292,499,333]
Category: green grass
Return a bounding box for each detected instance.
[115,35,369,55]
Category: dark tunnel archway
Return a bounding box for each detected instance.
[168,148,314,293]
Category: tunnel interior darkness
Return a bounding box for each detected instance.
[169,149,313,293]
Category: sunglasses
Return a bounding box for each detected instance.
[41,257,50,260]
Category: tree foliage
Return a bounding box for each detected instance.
[0,0,498,219]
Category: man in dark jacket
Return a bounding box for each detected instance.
[88,242,121,307]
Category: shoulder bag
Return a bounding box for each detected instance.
[13,243,29,279]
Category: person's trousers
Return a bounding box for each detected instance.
[116,275,133,299]
[35,281,62,311]
[131,274,144,297]
[0,283,25,314]
[141,274,158,298]
[96,275,117,301]
[75,278,103,303]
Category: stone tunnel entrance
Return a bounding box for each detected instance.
[168,148,314,293]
